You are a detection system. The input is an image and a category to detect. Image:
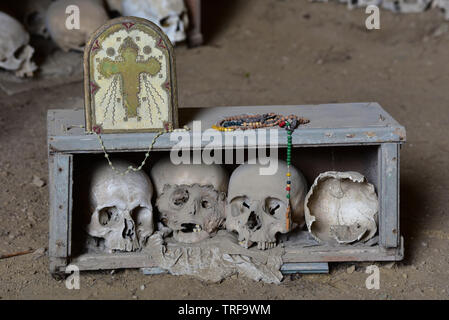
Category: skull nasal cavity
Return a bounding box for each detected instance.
[246,212,261,230]
[122,219,135,239]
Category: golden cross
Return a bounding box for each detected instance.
[98,37,161,119]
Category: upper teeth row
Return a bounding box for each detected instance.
[193,225,202,232]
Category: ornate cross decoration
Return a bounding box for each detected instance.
[84,17,178,133]
[98,37,161,120]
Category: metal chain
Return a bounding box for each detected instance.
[94,126,190,176]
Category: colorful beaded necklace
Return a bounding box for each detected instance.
[279,119,294,231]
[212,113,309,231]
[212,113,308,131]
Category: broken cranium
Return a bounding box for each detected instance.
[121,0,189,43]
[86,161,155,252]
[226,160,307,250]
[150,159,228,243]
[45,0,109,52]
[304,171,379,244]
[0,12,37,77]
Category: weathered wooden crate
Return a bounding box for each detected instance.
[47,102,405,276]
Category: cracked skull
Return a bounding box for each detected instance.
[86,161,154,252]
[304,171,379,244]
[122,0,189,43]
[151,159,228,243]
[226,160,307,250]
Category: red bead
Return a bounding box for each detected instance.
[286,186,291,191]
[279,121,286,128]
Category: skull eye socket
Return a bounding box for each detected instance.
[131,206,152,227]
[269,204,280,215]
[201,199,211,209]
[200,192,217,209]
[171,188,189,207]
[229,196,250,217]
[98,206,117,226]
[160,17,171,28]
[265,198,285,218]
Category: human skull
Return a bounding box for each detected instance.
[86,161,155,252]
[346,0,382,10]
[0,12,37,77]
[23,0,52,38]
[150,158,228,243]
[45,0,109,52]
[226,160,307,250]
[433,0,449,20]
[122,0,189,43]
[304,171,378,244]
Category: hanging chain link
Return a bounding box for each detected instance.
[93,125,190,176]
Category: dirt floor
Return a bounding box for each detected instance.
[1,0,449,299]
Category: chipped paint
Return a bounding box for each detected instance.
[394,127,406,141]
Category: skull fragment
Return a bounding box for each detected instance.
[121,0,189,43]
[304,171,379,244]
[86,161,155,252]
[45,0,109,52]
[0,12,37,77]
[226,160,307,250]
[150,159,228,243]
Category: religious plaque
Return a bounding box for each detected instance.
[84,17,178,133]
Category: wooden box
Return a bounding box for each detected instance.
[47,102,405,275]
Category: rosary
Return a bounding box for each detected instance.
[212,113,309,231]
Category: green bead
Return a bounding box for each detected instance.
[286,194,290,199]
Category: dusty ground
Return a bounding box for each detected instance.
[1,0,449,299]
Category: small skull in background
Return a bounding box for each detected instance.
[0,12,37,77]
[23,0,53,38]
[150,159,228,244]
[226,160,307,250]
[122,0,189,43]
[45,0,109,52]
[433,0,449,20]
[86,161,155,252]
